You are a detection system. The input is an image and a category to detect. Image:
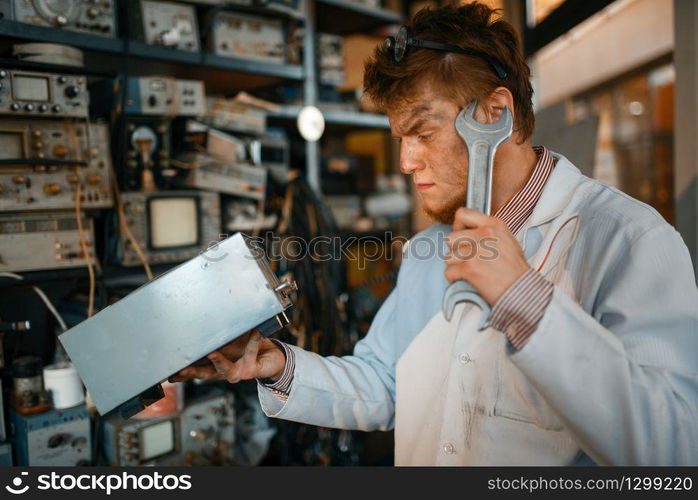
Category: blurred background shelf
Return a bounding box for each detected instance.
[316,0,401,34]
[203,53,304,81]
[0,19,124,53]
[270,105,390,129]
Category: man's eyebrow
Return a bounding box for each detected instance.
[400,112,446,136]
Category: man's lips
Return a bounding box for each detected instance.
[416,183,435,191]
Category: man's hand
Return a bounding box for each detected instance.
[168,330,286,384]
[445,207,530,305]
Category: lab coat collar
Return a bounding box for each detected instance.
[526,151,585,228]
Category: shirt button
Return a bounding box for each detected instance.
[458,353,472,364]
[443,442,455,454]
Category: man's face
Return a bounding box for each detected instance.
[388,88,469,225]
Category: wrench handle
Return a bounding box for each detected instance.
[465,139,495,216]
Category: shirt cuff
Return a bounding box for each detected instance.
[489,268,554,350]
[258,340,295,401]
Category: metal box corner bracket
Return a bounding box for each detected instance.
[59,233,295,416]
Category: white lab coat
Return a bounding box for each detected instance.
[258,152,698,465]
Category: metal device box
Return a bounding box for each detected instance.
[120,117,171,191]
[175,79,206,116]
[130,0,200,52]
[209,11,286,64]
[59,233,295,416]
[180,391,235,465]
[118,190,220,266]
[183,154,267,200]
[125,77,206,117]
[0,212,95,272]
[102,412,182,466]
[318,33,345,87]
[9,405,91,466]
[0,69,89,118]
[221,0,303,18]
[0,0,117,37]
[124,76,177,116]
[0,121,113,212]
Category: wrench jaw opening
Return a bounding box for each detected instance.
[441,100,513,326]
[456,100,514,147]
[442,281,491,330]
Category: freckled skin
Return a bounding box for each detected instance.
[388,94,470,225]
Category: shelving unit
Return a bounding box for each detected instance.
[0,0,405,467]
[0,1,400,182]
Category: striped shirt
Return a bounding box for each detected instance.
[261,146,557,396]
[487,145,556,350]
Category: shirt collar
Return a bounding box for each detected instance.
[525,151,586,228]
[494,145,556,235]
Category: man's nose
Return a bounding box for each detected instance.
[399,142,424,174]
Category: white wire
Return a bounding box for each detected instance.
[0,272,68,332]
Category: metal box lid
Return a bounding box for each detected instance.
[59,233,291,415]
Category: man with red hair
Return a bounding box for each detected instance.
[173,3,698,465]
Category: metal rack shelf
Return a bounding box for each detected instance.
[203,53,304,81]
[270,105,390,129]
[0,20,305,83]
[315,0,401,34]
[0,19,125,53]
[323,109,390,128]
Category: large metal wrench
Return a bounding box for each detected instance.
[442,100,513,326]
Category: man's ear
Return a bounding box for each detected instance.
[474,87,515,125]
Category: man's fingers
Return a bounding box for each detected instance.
[208,350,244,383]
[167,330,263,385]
[214,329,262,361]
[168,365,224,383]
[238,331,263,379]
[445,229,480,260]
[452,207,491,231]
[243,331,262,360]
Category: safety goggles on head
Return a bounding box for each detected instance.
[383,25,508,80]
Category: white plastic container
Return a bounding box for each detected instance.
[43,362,85,409]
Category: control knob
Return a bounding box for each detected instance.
[64,86,80,99]
[48,433,70,448]
[43,183,62,195]
[53,144,69,158]
[86,174,102,186]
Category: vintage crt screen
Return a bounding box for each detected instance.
[12,75,50,102]
[148,196,199,249]
[0,132,26,160]
[139,420,175,462]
